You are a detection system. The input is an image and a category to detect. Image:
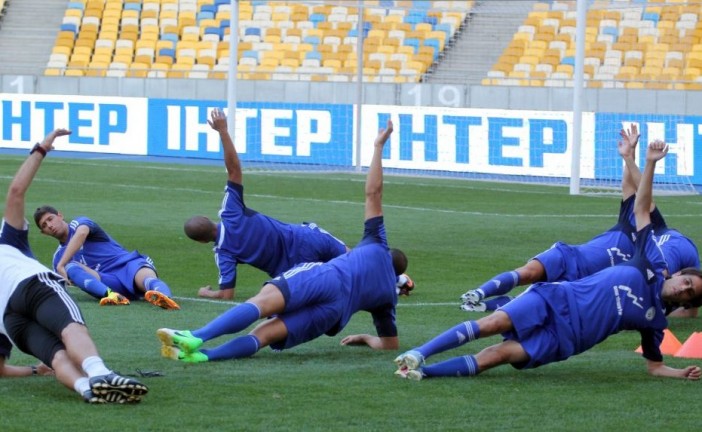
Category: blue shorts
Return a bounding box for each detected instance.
[268,263,346,351]
[533,242,578,282]
[99,255,155,300]
[500,288,575,369]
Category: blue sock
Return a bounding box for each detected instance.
[484,295,513,311]
[477,271,519,297]
[416,321,480,359]
[202,335,260,361]
[192,302,261,341]
[144,277,173,297]
[423,355,479,378]
[66,263,110,299]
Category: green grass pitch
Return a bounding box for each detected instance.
[1,154,700,431]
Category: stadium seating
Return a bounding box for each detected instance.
[46,0,473,81]
[484,0,702,89]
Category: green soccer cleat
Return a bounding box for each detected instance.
[157,328,203,353]
[161,346,209,363]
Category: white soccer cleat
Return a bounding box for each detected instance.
[460,302,487,312]
[460,289,483,304]
[394,350,424,370]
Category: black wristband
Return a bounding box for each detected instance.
[31,365,38,375]
[30,143,47,158]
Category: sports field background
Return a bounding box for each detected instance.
[1,153,700,431]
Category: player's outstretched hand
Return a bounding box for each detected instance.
[208,108,228,133]
[646,139,668,162]
[682,365,701,381]
[374,119,393,149]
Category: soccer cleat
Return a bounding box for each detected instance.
[460,289,483,304]
[89,373,148,404]
[460,302,487,312]
[144,290,180,310]
[394,366,425,381]
[82,389,107,404]
[156,328,203,354]
[396,273,415,296]
[99,290,130,306]
[394,350,424,370]
[161,346,209,363]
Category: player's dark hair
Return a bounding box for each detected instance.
[184,215,215,242]
[33,205,59,228]
[390,248,408,276]
[679,267,702,308]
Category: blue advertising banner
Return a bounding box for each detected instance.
[147,99,354,167]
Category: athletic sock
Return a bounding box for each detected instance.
[202,334,260,361]
[423,355,479,378]
[74,376,90,394]
[144,277,173,297]
[66,263,110,299]
[192,302,261,341]
[416,321,480,359]
[477,270,519,297]
[81,356,111,377]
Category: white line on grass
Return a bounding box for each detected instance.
[171,295,456,307]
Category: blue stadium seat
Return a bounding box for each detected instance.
[161,33,179,46]
[244,27,262,38]
[60,23,78,34]
[158,48,176,59]
[242,50,259,60]
[67,1,84,10]
[303,35,320,45]
[423,39,441,59]
[434,23,453,41]
[305,51,322,61]
[561,56,575,66]
[403,38,421,54]
[124,2,141,12]
[219,19,230,31]
[204,27,223,40]
[601,26,618,40]
[642,12,659,26]
[310,13,326,25]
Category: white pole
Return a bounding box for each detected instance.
[569,0,586,195]
[354,0,364,172]
[227,0,239,136]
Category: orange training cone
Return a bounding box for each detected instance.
[674,332,702,359]
[634,328,682,355]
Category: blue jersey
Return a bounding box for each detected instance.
[52,217,138,272]
[51,217,155,297]
[214,182,347,289]
[535,196,636,282]
[648,209,700,273]
[503,223,668,368]
[267,216,397,350]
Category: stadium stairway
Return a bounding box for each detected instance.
[427,0,539,85]
[0,0,65,75]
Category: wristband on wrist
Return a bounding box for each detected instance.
[31,365,38,375]
[30,143,47,158]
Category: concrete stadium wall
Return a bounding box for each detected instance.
[1,75,698,115]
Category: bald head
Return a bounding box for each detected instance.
[184,216,216,243]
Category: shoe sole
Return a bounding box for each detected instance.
[91,382,148,404]
[145,291,180,310]
[460,291,481,303]
[459,302,487,312]
[160,345,182,360]
[99,299,130,306]
[394,352,422,370]
[156,328,201,353]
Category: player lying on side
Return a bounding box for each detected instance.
[460,125,699,319]
[396,140,702,381]
[184,108,413,300]
[157,120,408,363]
[0,129,148,403]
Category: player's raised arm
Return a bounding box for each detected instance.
[618,124,640,200]
[4,129,71,230]
[364,120,393,222]
[208,108,242,185]
[634,140,668,232]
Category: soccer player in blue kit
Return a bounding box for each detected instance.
[461,124,699,315]
[395,140,702,381]
[0,128,148,403]
[33,207,180,310]
[157,119,408,363]
[181,108,350,301]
